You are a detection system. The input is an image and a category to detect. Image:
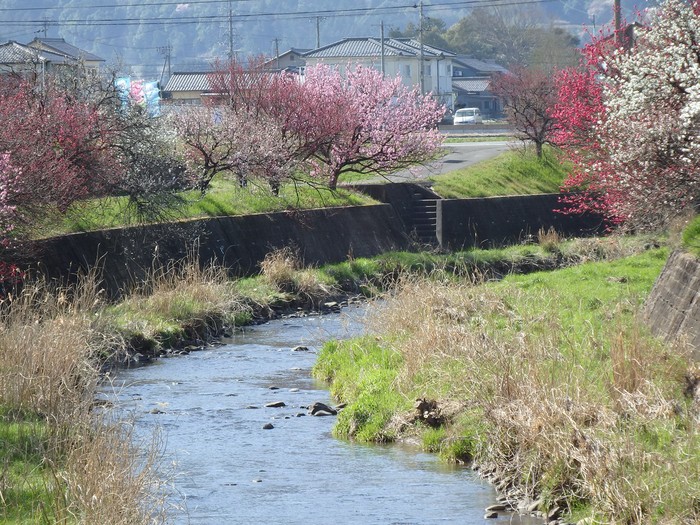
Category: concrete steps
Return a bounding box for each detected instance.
[410,196,438,245]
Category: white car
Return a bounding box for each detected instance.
[453,107,483,124]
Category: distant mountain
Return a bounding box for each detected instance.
[1,0,646,81]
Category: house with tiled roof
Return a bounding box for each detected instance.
[162,71,214,105]
[28,38,104,71]
[264,48,310,73]
[303,37,456,108]
[451,56,508,118]
[0,38,103,77]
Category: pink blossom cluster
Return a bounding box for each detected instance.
[175,60,444,192]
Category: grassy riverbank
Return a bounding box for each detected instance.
[313,243,700,524]
[0,276,167,524]
[0,233,669,523]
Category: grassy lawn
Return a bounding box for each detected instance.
[35,176,376,238]
[430,146,569,198]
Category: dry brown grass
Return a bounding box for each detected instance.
[0,273,168,524]
[366,275,699,523]
[537,226,562,253]
[260,248,337,305]
[259,246,300,293]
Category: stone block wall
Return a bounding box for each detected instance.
[29,204,409,297]
[644,250,700,358]
[437,194,605,249]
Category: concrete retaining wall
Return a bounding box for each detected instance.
[644,250,700,358]
[438,194,604,249]
[30,204,409,296]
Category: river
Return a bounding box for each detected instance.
[109,305,541,524]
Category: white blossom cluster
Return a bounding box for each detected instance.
[600,0,700,227]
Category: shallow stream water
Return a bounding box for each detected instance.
[109,305,541,524]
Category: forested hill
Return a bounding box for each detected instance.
[1,0,644,80]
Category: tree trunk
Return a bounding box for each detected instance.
[535,141,543,158]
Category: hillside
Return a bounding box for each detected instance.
[2,0,647,80]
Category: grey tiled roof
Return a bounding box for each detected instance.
[29,38,104,62]
[305,38,455,59]
[0,41,72,65]
[452,78,492,93]
[164,72,213,92]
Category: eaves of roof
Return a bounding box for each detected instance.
[29,38,104,63]
[0,41,73,65]
[452,78,492,93]
[304,37,455,59]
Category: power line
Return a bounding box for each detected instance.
[3,0,559,26]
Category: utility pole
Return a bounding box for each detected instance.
[613,0,622,45]
[273,38,280,70]
[312,16,326,49]
[419,0,424,94]
[228,0,234,59]
[380,21,385,78]
[317,17,321,48]
[158,44,172,85]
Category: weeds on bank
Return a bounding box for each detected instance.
[315,246,700,523]
[107,253,250,352]
[0,275,167,524]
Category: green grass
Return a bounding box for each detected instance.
[430,146,569,198]
[311,245,700,522]
[313,337,406,442]
[37,176,376,237]
[0,411,56,523]
[682,214,700,257]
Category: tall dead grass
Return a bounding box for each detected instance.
[117,252,248,346]
[0,273,168,524]
[260,247,337,305]
[367,275,698,523]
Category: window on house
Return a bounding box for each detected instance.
[446,64,451,75]
[424,64,431,76]
[403,64,411,77]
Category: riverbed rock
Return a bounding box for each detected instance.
[486,504,507,512]
[309,401,337,416]
[527,498,543,513]
[547,506,562,522]
[262,423,274,430]
[265,401,286,408]
[484,511,498,519]
[291,345,309,352]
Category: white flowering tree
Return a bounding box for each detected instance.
[555,0,700,229]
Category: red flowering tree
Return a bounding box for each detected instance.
[554,0,700,229]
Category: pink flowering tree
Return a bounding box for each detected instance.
[173,103,300,194]
[303,65,444,190]
[177,60,444,193]
[554,0,700,228]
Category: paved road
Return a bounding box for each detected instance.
[360,140,512,184]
